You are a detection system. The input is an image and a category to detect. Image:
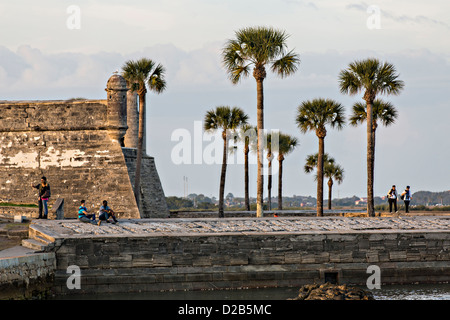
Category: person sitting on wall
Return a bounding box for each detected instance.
[78,200,96,224]
[98,200,118,226]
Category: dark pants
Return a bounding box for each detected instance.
[389,198,397,213]
[404,200,410,213]
[99,212,117,222]
[38,198,47,218]
[79,214,96,224]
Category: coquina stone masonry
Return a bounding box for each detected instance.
[25,217,450,295]
[0,74,168,219]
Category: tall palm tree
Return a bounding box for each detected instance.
[235,124,257,211]
[324,161,344,210]
[339,58,404,216]
[277,133,298,210]
[222,26,300,217]
[264,132,277,210]
[350,99,398,178]
[204,106,248,217]
[304,153,344,210]
[296,98,345,216]
[122,58,166,206]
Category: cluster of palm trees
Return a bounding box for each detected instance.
[120,25,404,219]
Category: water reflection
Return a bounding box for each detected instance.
[371,284,450,300]
[52,284,450,300]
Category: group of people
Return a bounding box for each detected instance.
[387,185,412,213]
[32,176,118,225]
[78,200,118,226]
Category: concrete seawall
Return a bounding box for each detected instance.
[0,250,55,299]
[11,216,449,296]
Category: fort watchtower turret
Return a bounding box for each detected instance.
[106,73,128,146]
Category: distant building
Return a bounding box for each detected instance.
[355,197,368,206]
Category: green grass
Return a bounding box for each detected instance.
[0,202,38,208]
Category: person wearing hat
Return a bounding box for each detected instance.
[387,185,398,213]
[401,186,412,213]
[31,176,51,219]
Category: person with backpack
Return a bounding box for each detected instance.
[387,185,398,213]
[401,186,412,213]
[31,176,51,219]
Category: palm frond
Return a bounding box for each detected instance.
[296,98,346,134]
[121,58,167,94]
[222,26,299,83]
[271,50,301,78]
[350,99,398,127]
[339,58,404,100]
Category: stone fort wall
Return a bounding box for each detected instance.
[0,75,168,219]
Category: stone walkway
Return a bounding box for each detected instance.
[33,215,450,237]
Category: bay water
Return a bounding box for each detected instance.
[52,283,450,300]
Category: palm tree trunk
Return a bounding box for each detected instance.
[244,145,250,211]
[134,91,146,210]
[278,156,283,210]
[218,131,228,218]
[256,78,264,217]
[267,156,272,211]
[317,136,325,217]
[372,127,376,207]
[328,178,333,210]
[366,102,375,217]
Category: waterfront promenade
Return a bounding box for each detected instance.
[31,214,450,237]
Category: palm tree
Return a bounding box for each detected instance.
[350,99,398,179]
[222,26,300,217]
[264,132,277,210]
[339,58,404,216]
[296,98,345,216]
[122,58,166,206]
[277,133,298,210]
[304,153,344,210]
[234,124,257,211]
[324,161,344,210]
[204,106,248,217]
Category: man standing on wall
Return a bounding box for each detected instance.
[387,185,398,214]
[31,176,51,219]
[401,186,412,213]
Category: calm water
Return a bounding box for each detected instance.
[52,284,450,300]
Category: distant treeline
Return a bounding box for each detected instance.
[410,190,450,206]
[166,190,450,210]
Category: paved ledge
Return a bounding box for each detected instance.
[31,216,450,239]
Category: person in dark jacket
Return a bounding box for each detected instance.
[387,185,398,213]
[401,186,412,213]
[31,176,51,219]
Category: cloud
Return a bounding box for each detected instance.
[346,2,450,29]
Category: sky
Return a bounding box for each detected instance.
[1,0,449,199]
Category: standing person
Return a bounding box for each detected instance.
[98,200,118,226]
[401,186,412,213]
[387,185,398,213]
[78,200,96,224]
[31,176,51,219]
